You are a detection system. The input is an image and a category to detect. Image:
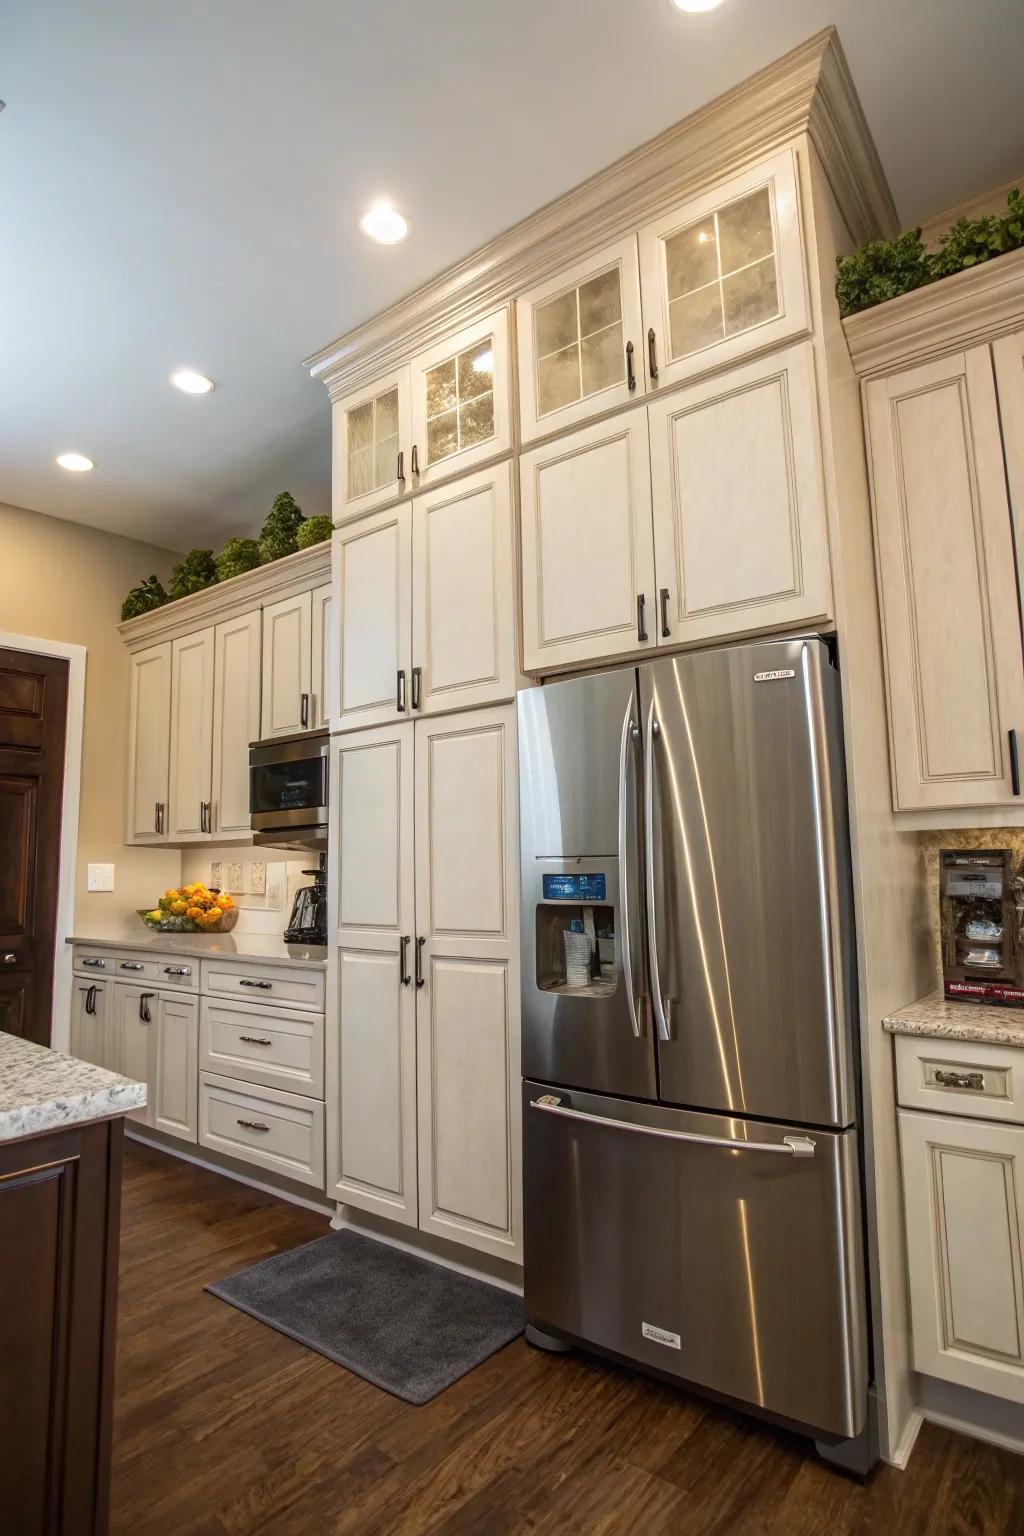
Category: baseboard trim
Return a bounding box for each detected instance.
[125,1128,336,1219]
[921,1406,1024,1459]
[881,1409,924,1470]
[333,1204,524,1296]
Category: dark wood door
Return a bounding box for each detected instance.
[0,648,69,1044]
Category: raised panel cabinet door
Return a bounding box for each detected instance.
[410,308,512,489]
[411,461,515,715]
[212,610,261,836]
[648,340,832,647]
[113,982,154,1128]
[334,506,413,731]
[260,590,313,739]
[70,978,109,1068]
[329,725,417,1224]
[900,1109,1024,1404]
[167,626,215,841]
[414,706,522,1261]
[153,991,199,1143]
[519,410,657,674]
[993,329,1024,607]
[332,367,411,525]
[637,148,809,393]
[126,641,171,843]
[310,585,336,728]
[866,346,1024,812]
[517,235,645,441]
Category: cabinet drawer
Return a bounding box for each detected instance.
[200,960,325,1012]
[895,1033,1024,1125]
[199,1073,324,1188]
[200,998,324,1099]
[72,946,116,977]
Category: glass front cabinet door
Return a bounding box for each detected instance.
[637,149,808,393]
[516,236,645,442]
[333,367,411,526]
[409,309,512,489]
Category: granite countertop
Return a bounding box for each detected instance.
[883,989,1024,1049]
[0,1033,146,1142]
[67,928,327,968]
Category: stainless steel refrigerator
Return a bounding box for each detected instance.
[518,636,871,1468]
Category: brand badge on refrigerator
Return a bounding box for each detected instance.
[753,669,795,682]
[642,1321,681,1350]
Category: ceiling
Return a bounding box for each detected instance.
[3,0,1022,551]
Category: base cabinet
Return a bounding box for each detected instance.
[113,983,198,1144]
[70,977,113,1069]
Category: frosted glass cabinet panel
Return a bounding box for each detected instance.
[517,235,645,441]
[410,309,511,488]
[638,149,808,392]
[333,368,411,525]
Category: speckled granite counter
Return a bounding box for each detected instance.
[883,989,1024,1049]
[67,929,327,968]
[0,1032,146,1141]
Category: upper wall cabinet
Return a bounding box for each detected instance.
[211,610,262,837]
[126,642,171,843]
[332,368,411,524]
[517,236,645,441]
[638,149,808,394]
[261,591,313,739]
[167,627,215,842]
[993,328,1024,604]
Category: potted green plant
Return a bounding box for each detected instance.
[258,491,304,563]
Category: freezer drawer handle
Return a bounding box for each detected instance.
[530,1096,816,1158]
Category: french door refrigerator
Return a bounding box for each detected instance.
[518,636,870,1463]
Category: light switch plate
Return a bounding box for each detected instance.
[228,862,244,894]
[210,860,223,889]
[86,863,115,893]
[250,860,266,896]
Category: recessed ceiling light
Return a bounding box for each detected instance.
[56,451,94,472]
[671,0,725,10]
[171,368,215,395]
[360,202,409,245]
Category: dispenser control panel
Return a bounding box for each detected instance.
[543,873,607,902]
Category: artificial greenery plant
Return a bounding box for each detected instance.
[296,514,333,550]
[168,547,218,600]
[258,490,304,563]
[215,536,262,582]
[120,573,167,621]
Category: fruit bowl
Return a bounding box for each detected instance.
[138,884,239,934]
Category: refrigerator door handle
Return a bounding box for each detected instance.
[530,1097,816,1157]
[643,700,671,1041]
[617,700,642,1039]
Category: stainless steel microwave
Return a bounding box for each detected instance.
[249,729,328,849]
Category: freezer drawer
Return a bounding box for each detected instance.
[523,1081,867,1439]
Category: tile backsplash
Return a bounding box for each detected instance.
[179,847,318,934]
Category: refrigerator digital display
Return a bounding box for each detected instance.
[543,873,607,902]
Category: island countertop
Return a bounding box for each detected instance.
[0,1032,147,1142]
[67,928,328,968]
[883,988,1024,1049]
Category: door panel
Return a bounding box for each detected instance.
[70,979,109,1068]
[649,340,831,646]
[153,992,198,1142]
[640,638,854,1127]
[310,586,336,728]
[0,647,68,1044]
[410,309,512,489]
[334,507,412,731]
[114,983,152,1125]
[168,626,215,841]
[994,328,1024,609]
[212,610,261,836]
[332,368,410,524]
[412,461,515,714]
[260,591,313,739]
[126,641,170,843]
[519,412,657,673]
[524,1082,867,1440]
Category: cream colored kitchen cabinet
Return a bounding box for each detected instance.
[411,462,516,714]
[167,625,215,841]
[332,367,411,526]
[70,977,113,1070]
[993,328,1024,603]
[649,340,831,647]
[410,309,512,489]
[866,346,1024,813]
[414,706,521,1263]
[115,982,198,1143]
[126,640,171,843]
[260,589,314,739]
[334,506,412,731]
[517,237,645,441]
[519,411,657,673]
[329,724,418,1226]
[311,586,335,728]
[638,148,808,393]
[211,609,261,836]
[900,1106,1024,1405]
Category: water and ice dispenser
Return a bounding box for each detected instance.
[535,870,617,998]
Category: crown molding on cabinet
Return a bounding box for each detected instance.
[118,541,331,650]
[306,27,896,402]
[844,247,1024,377]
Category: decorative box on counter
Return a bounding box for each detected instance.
[940,849,1024,1007]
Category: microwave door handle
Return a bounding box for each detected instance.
[643,699,671,1042]
[617,699,642,1039]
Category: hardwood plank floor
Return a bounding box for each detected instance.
[110,1140,1024,1535]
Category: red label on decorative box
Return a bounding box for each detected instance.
[945,979,1024,1008]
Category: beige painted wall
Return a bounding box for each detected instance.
[0,500,182,933]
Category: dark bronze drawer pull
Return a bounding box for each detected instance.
[236,1118,270,1133]
[239,1035,273,1046]
[239,978,272,990]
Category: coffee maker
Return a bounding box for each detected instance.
[284,856,327,946]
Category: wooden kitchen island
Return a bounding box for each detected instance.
[0,1032,145,1535]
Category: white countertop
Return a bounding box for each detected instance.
[67,928,327,968]
[883,989,1024,1049]
[0,1032,147,1142]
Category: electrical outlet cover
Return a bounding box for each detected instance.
[210,861,223,889]
[250,860,266,895]
[265,865,284,910]
[228,862,244,894]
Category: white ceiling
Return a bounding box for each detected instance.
[3,0,1023,550]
